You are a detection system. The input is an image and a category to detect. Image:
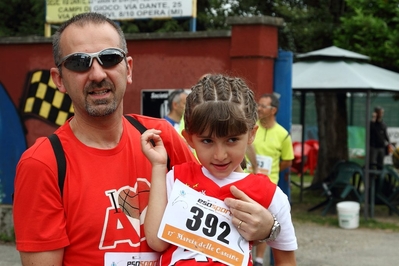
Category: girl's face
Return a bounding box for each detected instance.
[183,126,257,179]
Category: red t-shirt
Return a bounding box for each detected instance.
[13,114,196,265]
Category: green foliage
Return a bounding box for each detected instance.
[121,18,189,33]
[334,0,399,71]
[0,228,15,243]
[0,0,45,37]
[276,2,337,53]
[1,0,399,71]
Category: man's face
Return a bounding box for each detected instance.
[175,93,187,118]
[376,109,384,120]
[257,96,275,120]
[51,22,133,118]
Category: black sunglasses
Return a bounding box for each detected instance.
[57,47,126,72]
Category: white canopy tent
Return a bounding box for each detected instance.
[292,46,399,218]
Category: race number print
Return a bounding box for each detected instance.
[158,180,249,266]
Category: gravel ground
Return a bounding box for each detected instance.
[293,221,399,266]
[2,221,399,266]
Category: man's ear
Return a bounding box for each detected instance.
[126,56,133,84]
[50,67,67,93]
[248,125,258,145]
[182,129,195,147]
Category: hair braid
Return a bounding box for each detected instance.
[184,74,257,136]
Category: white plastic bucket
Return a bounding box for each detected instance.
[336,201,360,229]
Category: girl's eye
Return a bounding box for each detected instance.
[228,138,239,143]
[202,139,212,144]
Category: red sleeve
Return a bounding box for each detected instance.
[13,139,69,252]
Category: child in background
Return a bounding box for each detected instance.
[141,74,297,265]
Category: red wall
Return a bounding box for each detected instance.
[0,16,283,147]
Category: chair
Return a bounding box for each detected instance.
[290,142,312,202]
[375,165,399,215]
[308,161,364,216]
[290,141,311,176]
[305,140,319,175]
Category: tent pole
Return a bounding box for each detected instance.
[299,91,306,202]
[364,90,371,219]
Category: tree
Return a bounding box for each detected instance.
[334,0,399,72]
[313,92,349,186]
[0,0,44,37]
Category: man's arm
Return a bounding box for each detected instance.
[20,249,64,266]
[280,160,292,172]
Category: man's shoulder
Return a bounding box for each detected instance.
[163,116,176,125]
[126,114,166,123]
[272,122,290,135]
[19,136,54,164]
[124,114,180,140]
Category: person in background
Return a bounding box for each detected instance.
[13,13,277,265]
[246,93,294,266]
[369,106,391,170]
[371,111,377,122]
[164,89,188,132]
[141,74,297,265]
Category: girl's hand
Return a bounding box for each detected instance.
[224,185,274,242]
[141,129,168,166]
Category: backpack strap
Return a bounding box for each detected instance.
[48,133,66,197]
[48,115,171,197]
[124,115,155,146]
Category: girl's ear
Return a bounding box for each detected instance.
[248,125,258,144]
[182,130,195,147]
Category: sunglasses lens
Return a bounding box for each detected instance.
[99,49,125,68]
[60,49,125,72]
[63,54,91,72]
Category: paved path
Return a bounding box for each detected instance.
[0,243,20,266]
[2,221,399,265]
[294,222,399,266]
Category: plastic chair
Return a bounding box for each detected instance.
[375,165,399,215]
[305,140,319,175]
[308,161,364,216]
[290,142,312,202]
[290,141,311,176]
[290,142,312,191]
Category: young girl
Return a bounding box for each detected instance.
[141,74,297,265]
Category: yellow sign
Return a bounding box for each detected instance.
[46,0,196,24]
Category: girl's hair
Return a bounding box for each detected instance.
[184,74,258,137]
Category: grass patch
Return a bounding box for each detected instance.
[0,228,15,243]
[289,174,399,231]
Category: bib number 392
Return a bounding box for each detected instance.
[186,206,230,244]
[158,180,249,266]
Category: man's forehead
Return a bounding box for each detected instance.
[61,23,120,52]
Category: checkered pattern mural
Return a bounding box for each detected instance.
[23,70,74,126]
